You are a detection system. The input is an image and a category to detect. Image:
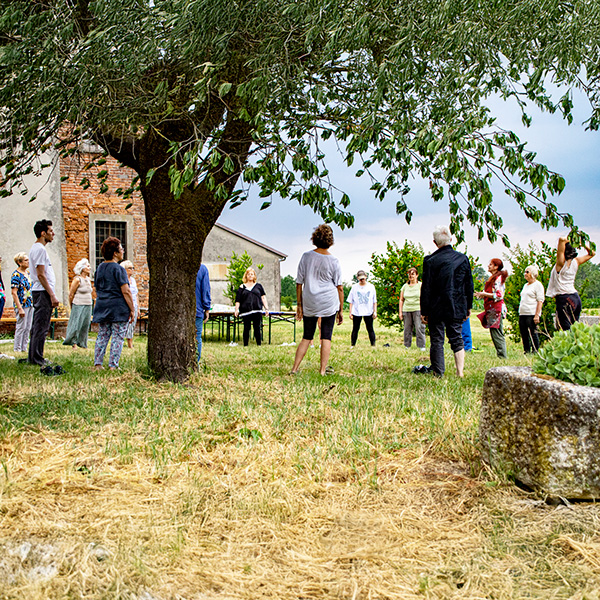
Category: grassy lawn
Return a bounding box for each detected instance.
[1,318,599,599]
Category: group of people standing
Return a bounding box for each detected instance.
[3,220,595,377]
[287,224,596,378]
[5,220,140,371]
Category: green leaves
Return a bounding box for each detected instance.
[534,323,600,388]
[0,0,596,243]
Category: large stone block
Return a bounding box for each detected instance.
[479,366,600,499]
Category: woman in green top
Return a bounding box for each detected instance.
[399,267,426,350]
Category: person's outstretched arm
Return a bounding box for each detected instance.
[556,237,568,272]
[577,243,596,266]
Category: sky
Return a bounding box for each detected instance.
[218,91,600,282]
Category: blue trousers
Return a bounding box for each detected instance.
[461,319,472,352]
[196,316,204,361]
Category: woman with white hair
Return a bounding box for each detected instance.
[518,264,545,353]
[63,258,93,348]
[120,260,139,348]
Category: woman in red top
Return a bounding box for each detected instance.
[476,258,508,358]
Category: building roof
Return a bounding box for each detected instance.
[214,223,287,259]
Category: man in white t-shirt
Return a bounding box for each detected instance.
[27,219,59,365]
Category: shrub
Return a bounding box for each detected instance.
[533,322,600,388]
[504,242,557,344]
[368,241,425,329]
[281,295,294,310]
[369,240,483,330]
[281,274,296,298]
[225,251,263,304]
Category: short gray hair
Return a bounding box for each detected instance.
[525,264,539,279]
[74,258,90,275]
[120,260,134,270]
[433,225,452,247]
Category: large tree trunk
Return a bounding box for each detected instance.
[141,174,208,382]
[137,118,253,382]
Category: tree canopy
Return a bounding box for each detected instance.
[1,0,598,379]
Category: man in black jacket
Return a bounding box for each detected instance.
[421,226,473,377]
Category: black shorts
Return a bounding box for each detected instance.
[303,313,336,341]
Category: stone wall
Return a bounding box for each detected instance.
[480,366,600,499]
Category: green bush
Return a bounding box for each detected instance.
[368,241,425,329]
[369,240,483,330]
[281,274,296,298]
[533,322,600,387]
[225,251,263,304]
[281,295,295,311]
[504,242,557,345]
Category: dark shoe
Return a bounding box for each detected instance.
[412,364,437,375]
[53,365,66,375]
[40,365,56,376]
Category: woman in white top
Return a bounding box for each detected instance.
[518,264,545,353]
[121,260,139,348]
[547,237,595,331]
[290,224,343,376]
[63,258,94,349]
[348,269,377,347]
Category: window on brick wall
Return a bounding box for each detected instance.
[94,221,127,269]
[88,214,134,275]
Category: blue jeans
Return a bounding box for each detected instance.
[195,316,204,361]
[461,319,472,352]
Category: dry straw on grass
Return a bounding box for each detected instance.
[1,323,600,598]
[2,427,600,599]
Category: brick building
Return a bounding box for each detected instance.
[1,144,286,317]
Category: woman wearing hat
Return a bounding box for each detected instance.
[347,270,377,347]
[63,258,94,349]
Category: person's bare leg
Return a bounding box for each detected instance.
[127,338,133,349]
[454,349,465,378]
[291,339,312,373]
[320,339,332,375]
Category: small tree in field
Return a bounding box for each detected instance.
[504,242,557,344]
[225,251,262,305]
[369,241,425,329]
[280,275,296,299]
